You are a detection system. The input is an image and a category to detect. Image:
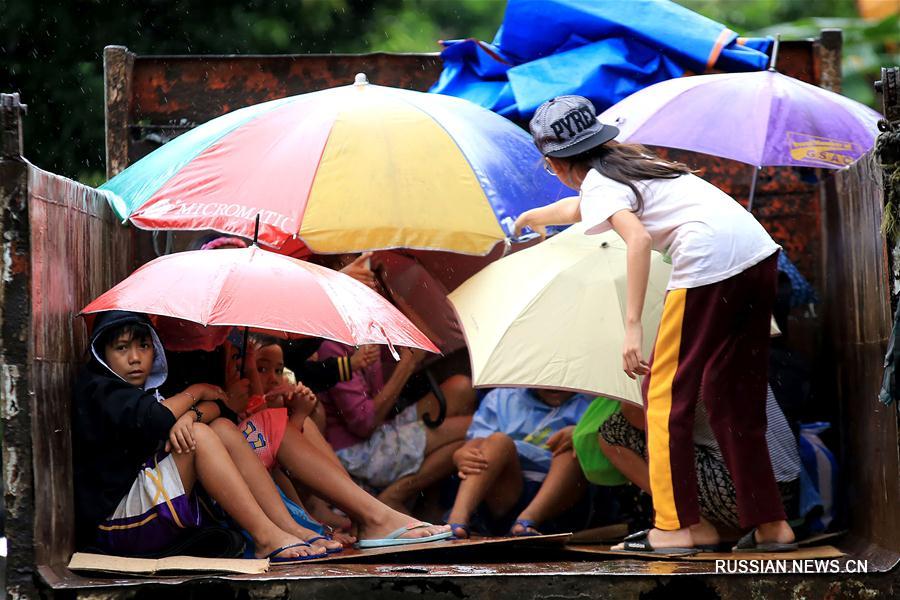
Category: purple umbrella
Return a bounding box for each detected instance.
[598,63,882,210]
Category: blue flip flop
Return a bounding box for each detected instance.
[267,541,326,563]
[356,522,453,549]
[510,519,542,537]
[448,523,471,539]
[306,534,343,554]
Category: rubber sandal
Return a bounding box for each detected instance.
[448,523,470,539]
[695,542,730,553]
[356,522,453,549]
[617,529,699,556]
[510,519,542,537]
[306,534,343,554]
[732,529,798,553]
[267,541,326,563]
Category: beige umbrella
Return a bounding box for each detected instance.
[448,222,672,406]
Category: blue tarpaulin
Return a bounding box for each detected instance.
[430,0,772,120]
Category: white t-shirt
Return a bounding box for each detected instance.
[580,169,779,290]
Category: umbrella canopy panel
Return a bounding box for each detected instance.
[449,224,671,405]
[81,246,439,353]
[600,70,882,168]
[101,80,569,255]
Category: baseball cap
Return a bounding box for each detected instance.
[529,96,619,158]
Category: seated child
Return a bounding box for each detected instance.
[601,386,802,549]
[72,311,326,561]
[317,341,475,511]
[446,388,592,538]
[222,335,454,548]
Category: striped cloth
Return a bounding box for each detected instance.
[693,386,801,483]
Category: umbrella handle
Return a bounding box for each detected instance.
[421,368,447,429]
[239,326,250,379]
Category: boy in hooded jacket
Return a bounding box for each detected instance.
[72,311,326,561]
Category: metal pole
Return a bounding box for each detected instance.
[239,326,250,380]
[747,166,759,212]
[238,213,262,378]
[768,34,781,71]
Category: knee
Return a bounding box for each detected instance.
[191,421,216,446]
[442,374,473,395]
[442,375,475,408]
[485,431,516,453]
[208,416,239,437]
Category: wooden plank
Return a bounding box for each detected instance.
[26,164,134,570]
[104,46,134,178]
[820,149,900,554]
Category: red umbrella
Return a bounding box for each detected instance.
[80,246,439,355]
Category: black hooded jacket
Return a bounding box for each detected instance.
[72,311,176,547]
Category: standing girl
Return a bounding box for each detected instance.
[514,96,796,554]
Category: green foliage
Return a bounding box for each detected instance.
[1,0,892,183]
[752,15,900,108]
[677,0,859,33]
[679,0,899,110]
[0,0,506,182]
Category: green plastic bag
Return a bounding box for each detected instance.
[573,396,628,486]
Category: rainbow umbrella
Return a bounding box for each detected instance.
[100,74,568,255]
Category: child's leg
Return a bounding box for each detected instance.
[598,437,651,493]
[513,449,587,533]
[377,415,471,509]
[701,254,793,544]
[447,434,523,531]
[208,418,339,551]
[297,416,346,471]
[416,374,477,418]
[272,467,303,505]
[274,425,450,541]
[290,418,354,531]
[170,422,315,559]
[611,285,720,551]
[377,440,464,512]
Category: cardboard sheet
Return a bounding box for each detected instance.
[305,533,572,563]
[563,544,844,561]
[567,523,629,544]
[67,552,269,575]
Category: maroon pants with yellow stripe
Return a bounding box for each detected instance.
[641,252,785,531]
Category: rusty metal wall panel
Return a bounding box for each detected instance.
[109,50,442,171]
[26,165,134,568]
[1,93,39,599]
[820,152,899,552]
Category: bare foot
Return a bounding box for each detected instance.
[611,527,693,551]
[446,510,472,539]
[307,497,353,532]
[376,490,410,514]
[755,520,795,544]
[510,521,541,536]
[689,517,721,546]
[358,508,450,541]
[255,532,325,560]
[332,530,357,545]
[286,522,343,553]
[449,523,470,539]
